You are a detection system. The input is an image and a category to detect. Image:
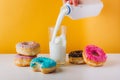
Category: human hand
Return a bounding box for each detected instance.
[63,0,81,6]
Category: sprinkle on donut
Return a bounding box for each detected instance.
[15,41,40,67]
[16,41,40,56]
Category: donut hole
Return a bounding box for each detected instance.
[22,42,28,45]
[92,50,99,56]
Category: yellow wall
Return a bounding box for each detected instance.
[0,0,120,53]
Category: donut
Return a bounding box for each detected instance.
[16,41,40,56]
[14,54,37,67]
[68,50,85,64]
[30,57,56,74]
[83,45,107,67]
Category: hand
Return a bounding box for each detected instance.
[63,0,81,6]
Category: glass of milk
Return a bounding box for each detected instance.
[49,26,66,65]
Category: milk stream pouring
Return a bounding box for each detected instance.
[50,0,103,65]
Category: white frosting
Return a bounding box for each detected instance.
[16,41,40,55]
[16,41,40,49]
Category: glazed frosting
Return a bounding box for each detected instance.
[16,41,40,49]
[85,45,107,62]
[30,57,56,68]
[69,50,83,58]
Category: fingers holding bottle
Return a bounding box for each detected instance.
[63,0,69,3]
[72,0,79,6]
[63,0,82,6]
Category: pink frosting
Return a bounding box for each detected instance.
[15,54,36,59]
[85,45,107,62]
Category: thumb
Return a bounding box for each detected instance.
[72,0,79,6]
[63,0,69,3]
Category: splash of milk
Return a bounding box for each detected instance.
[51,7,67,43]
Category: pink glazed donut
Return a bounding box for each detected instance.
[83,45,107,67]
[14,54,37,67]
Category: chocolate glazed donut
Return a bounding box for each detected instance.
[68,50,85,64]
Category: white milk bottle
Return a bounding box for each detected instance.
[62,0,103,20]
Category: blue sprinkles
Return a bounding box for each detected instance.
[30,57,56,68]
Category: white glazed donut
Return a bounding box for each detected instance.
[16,41,40,56]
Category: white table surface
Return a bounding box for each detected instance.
[0,54,120,80]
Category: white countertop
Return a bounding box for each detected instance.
[0,54,120,80]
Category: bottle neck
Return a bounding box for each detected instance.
[66,5,71,15]
[61,3,71,15]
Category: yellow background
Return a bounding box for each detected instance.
[0,0,120,53]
